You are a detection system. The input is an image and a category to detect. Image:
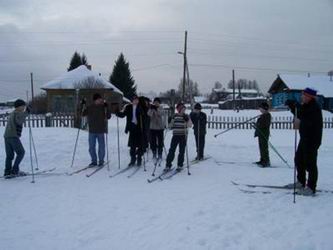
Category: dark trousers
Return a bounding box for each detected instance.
[258,136,270,164]
[128,125,144,163]
[4,137,25,175]
[150,129,164,157]
[295,140,318,192]
[194,133,205,159]
[166,135,186,167]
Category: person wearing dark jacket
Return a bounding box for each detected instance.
[164,102,192,172]
[285,87,323,196]
[3,99,30,178]
[116,95,147,166]
[82,93,111,167]
[190,103,207,161]
[254,102,272,167]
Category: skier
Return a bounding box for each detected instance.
[81,93,111,167]
[254,102,272,167]
[116,95,147,166]
[190,103,207,161]
[164,102,192,172]
[147,97,166,160]
[285,87,323,196]
[3,99,30,178]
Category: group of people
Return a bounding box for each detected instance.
[3,87,323,196]
[115,95,207,172]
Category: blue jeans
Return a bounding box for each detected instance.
[88,133,105,164]
[4,137,25,175]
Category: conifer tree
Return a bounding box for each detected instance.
[109,53,136,99]
[68,51,89,71]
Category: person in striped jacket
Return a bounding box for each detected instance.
[164,102,192,172]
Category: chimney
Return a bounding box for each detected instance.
[307,72,310,78]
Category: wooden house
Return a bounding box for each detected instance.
[268,74,333,112]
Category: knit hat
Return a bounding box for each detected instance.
[14,99,26,108]
[303,88,317,98]
[259,102,269,110]
[153,97,161,104]
[194,103,202,110]
[176,102,185,112]
[93,93,102,101]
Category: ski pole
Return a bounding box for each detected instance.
[30,128,39,170]
[214,115,260,138]
[104,103,110,174]
[116,115,121,169]
[70,100,85,168]
[197,117,200,160]
[26,92,35,183]
[185,116,191,175]
[139,115,146,171]
[293,107,298,204]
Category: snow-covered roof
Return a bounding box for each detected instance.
[279,74,333,97]
[41,65,123,95]
[214,88,259,94]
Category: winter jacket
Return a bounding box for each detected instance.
[290,99,323,149]
[168,113,191,136]
[82,104,111,133]
[116,104,147,134]
[147,106,166,130]
[4,110,28,138]
[254,112,271,138]
[190,111,207,135]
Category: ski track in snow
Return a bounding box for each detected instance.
[1,115,333,250]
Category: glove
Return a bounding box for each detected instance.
[184,114,189,122]
[80,99,86,106]
[104,102,108,108]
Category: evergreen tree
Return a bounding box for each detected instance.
[67,51,89,71]
[109,53,137,99]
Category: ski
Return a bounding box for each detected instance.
[109,165,135,178]
[2,167,57,179]
[127,166,142,178]
[190,156,211,165]
[147,168,174,183]
[85,161,109,178]
[231,181,333,194]
[161,168,183,180]
[67,165,97,176]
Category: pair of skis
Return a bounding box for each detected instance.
[2,167,57,179]
[231,181,333,194]
[68,162,109,178]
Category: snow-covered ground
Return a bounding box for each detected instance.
[1,115,333,250]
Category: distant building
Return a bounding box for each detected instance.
[41,65,124,114]
[212,87,266,110]
[268,74,333,112]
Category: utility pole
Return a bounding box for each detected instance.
[182,31,188,102]
[30,72,34,112]
[232,69,235,110]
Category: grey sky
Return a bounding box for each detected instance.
[0,0,332,101]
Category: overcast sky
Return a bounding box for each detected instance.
[0,0,333,101]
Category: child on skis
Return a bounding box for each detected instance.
[254,102,272,167]
[164,102,192,172]
[3,99,30,178]
[190,103,207,161]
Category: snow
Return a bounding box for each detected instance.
[279,74,333,98]
[41,65,123,94]
[1,114,333,250]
